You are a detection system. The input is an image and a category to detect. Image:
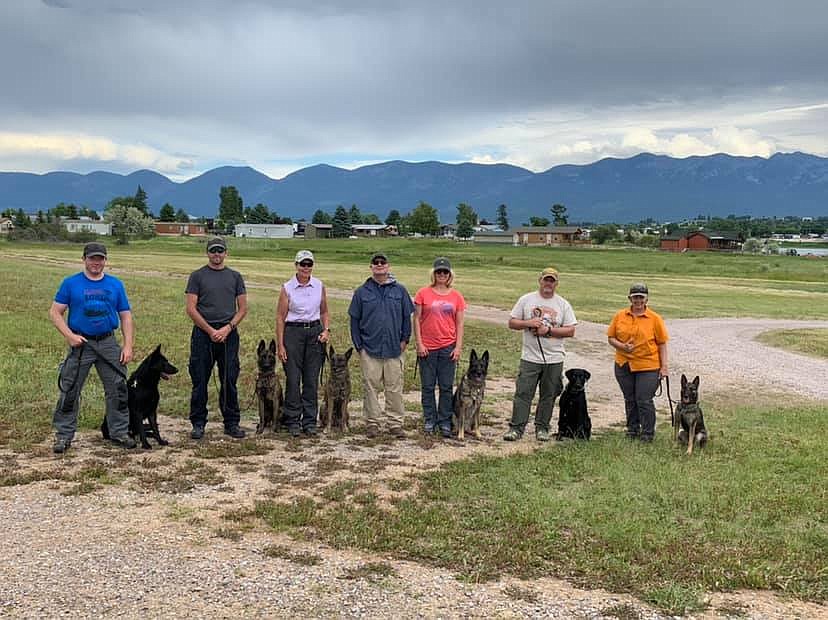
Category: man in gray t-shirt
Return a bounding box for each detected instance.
[185,237,248,439]
[503,266,577,442]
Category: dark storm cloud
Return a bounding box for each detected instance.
[1,0,827,174]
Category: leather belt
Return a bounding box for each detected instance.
[285,320,321,329]
[79,331,113,341]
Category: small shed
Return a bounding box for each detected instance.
[305,223,333,239]
[62,219,112,235]
[233,223,294,239]
[154,222,207,236]
[512,226,589,246]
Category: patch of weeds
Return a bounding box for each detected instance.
[386,478,413,492]
[193,440,272,459]
[415,435,436,450]
[214,527,243,542]
[321,479,359,503]
[61,480,100,496]
[314,457,349,474]
[262,544,322,566]
[283,441,304,453]
[645,584,707,616]
[290,454,313,462]
[502,584,540,604]
[353,491,378,506]
[166,503,200,522]
[255,497,318,531]
[714,603,749,618]
[340,561,398,581]
[235,462,259,474]
[73,463,120,485]
[0,468,57,487]
[222,507,256,524]
[350,459,389,473]
[600,602,641,619]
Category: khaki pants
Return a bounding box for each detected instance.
[359,350,405,431]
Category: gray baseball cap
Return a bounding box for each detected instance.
[206,237,226,252]
[295,250,315,263]
[83,242,107,258]
[629,282,649,296]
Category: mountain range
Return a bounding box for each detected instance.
[2,152,827,224]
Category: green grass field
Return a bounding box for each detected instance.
[1,236,826,613]
[756,328,828,359]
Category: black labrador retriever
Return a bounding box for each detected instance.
[102,345,178,449]
[556,368,592,440]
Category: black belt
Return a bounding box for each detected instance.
[285,320,321,329]
[79,331,113,341]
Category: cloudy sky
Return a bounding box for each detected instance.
[2,0,827,180]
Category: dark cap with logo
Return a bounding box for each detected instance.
[83,242,107,258]
[629,282,649,296]
[371,252,388,262]
[433,257,452,271]
[206,237,227,252]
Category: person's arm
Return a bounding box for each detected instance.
[49,302,85,347]
[348,293,363,352]
[658,343,669,378]
[451,309,465,362]
[276,286,289,362]
[608,336,634,354]
[119,310,134,364]
[546,324,575,338]
[413,304,427,357]
[400,294,413,354]
[508,316,544,331]
[318,285,331,345]
[185,293,219,341]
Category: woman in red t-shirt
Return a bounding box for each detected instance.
[413,257,467,438]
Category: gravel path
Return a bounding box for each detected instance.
[2,296,827,619]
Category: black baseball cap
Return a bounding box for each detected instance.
[83,242,107,258]
[371,252,388,262]
[629,282,649,296]
[206,237,227,252]
[433,257,452,271]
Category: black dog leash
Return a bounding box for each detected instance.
[657,375,679,440]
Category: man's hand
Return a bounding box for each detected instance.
[318,329,330,345]
[525,317,544,331]
[120,345,133,365]
[66,333,86,348]
[212,326,231,343]
[278,344,288,363]
[400,341,408,353]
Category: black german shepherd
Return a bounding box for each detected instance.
[557,368,592,440]
[676,374,708,455]
[452,349,489,441]
[101,345,178,449]
[255,339,284,434]
[319,345,353,433]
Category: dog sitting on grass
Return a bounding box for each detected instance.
[452,349,489,441]
[556,368,592,440]
[319,345,353,433]
[255,339,283,434]
[676,374,708,455]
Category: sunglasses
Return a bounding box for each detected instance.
[208,248,226,254]
[371,259,387,266]
[434,269,450,275]
[298,261,314,268]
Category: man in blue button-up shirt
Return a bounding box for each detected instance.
[349,252,414,438]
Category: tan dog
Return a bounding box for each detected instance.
[255,339,283,434]
[451,349,489,441]
[319,345,353,433]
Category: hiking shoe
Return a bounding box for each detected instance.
[289,427,302,438]
[503,429,522,442]
[224,426,246,439]
[190,426,205,440]
[423,424,435,434]
[536,429,550,442]
[304,427,318,437]
[439,427,452,439]
[53,437,71,454]
[390,427,406,439]
[111,435,137,449]
[365,427,379,439]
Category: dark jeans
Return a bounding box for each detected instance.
[614,363,660,438]
[509,359,563,433]
[53,336,129,439]
[188,325,240,429]
[419,344,456,431]
[282,324,325,432]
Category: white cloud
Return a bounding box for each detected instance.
[0,131,192,174]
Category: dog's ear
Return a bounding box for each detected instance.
[681,374,688,386]
[153,344,161,355]
[269,339,277,353]
[583,369,591,381]
[257,339,266,353]
[470,348,478,363]
[344,347,353,361]
[565,368,574,380]
[481,350,489,368]
[692,376,700,387]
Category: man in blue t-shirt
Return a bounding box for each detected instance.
[49,242,136,453]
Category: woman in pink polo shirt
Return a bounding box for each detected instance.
[413,257,466,438]
[276,250,331,437]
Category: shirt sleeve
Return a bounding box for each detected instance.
[235,272,246,296]
[654,314,669,344]
[510,295,525,319]
[54,277,71,304]
[413,287,425,306]
[607,312,619,337]
[348,288,363,351]
[185,271,199,295]
[455,291,467,312]
[400,287,414,342]
[561,300,577,326]
[115,279,131,312]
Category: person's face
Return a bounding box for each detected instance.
[434,268,450,283]
[83,254,106,276]
[629,294,647,309]
[296,260,314,276]
[207,247,226,266]
[370,256,389,277]
[539,276,558,297]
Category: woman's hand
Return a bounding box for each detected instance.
[416,344,428,357]
[277,344,288,363]
[450,347,461,362]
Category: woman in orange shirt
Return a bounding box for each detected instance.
[606,283,669,442]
